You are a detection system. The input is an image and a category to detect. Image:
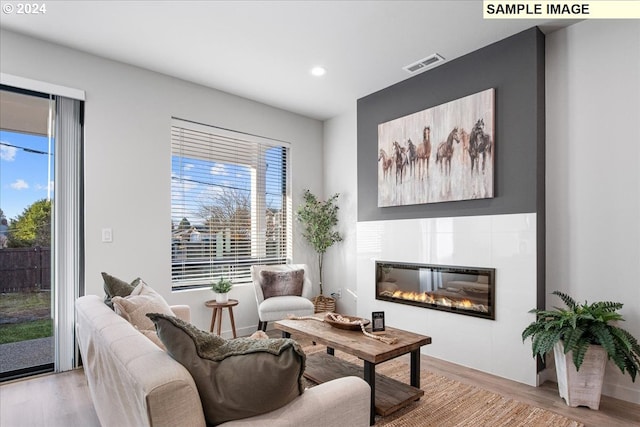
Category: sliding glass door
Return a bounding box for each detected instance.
[1,79,83,380]
[0,88,55,380]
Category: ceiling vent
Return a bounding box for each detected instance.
[403,53,445,74]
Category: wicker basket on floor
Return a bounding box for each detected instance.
[313,295,336,313]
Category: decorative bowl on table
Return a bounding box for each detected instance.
[324,313,370,330]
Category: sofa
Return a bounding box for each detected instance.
[76,295,371,427]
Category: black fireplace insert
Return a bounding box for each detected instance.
[375,261,496,320]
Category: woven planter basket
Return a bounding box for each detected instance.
[313,295,336,313]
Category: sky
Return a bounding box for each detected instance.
[171,145,286,227]
[0,130,54,222]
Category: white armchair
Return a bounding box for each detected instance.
[251,264,315,331]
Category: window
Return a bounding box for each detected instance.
[171,119,291,289]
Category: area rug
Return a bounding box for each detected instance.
[301,344,584,427]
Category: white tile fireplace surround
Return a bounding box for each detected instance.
[357,213,538,386]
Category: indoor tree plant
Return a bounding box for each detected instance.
[522,291,640,409]
[296,189,343,312]
[211,277,233,303]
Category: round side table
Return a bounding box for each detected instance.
[205,299,239,338]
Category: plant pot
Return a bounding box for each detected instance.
[313,295,336,313]
[216,293,229,303]
[553,341,607,410]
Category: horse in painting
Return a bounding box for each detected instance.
[416,126,432,180]
[407,139,418,177]
[459,128,470,165]
[468,119,491,174]
[378,148,393,180]
[435,127,460,176]
[392,140,409,184]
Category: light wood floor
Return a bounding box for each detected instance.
[1,339,639,427]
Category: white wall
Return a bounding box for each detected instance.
[546,20,640,403]
[0,29,323,337]
[323,104,358,315]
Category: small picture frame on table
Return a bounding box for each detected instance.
[372,311,385,332]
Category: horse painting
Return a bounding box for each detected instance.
[377,88,494,207]
[416,126,432,180]
[378,148,393,180]
[435,127,460,176]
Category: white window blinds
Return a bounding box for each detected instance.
[171,119,291,289]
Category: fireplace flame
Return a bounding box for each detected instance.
[381,290,488,313]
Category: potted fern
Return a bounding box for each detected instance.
[296,189,343,312]
[211,278,233,303]
[522,291,640,409]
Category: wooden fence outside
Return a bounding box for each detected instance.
[0,247,51,292]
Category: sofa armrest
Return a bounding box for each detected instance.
[170,305,191,322]
[220,376,370,427]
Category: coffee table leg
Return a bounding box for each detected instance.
[327,347,335,356]
[410,349,420,388]
[364,361,375,425]
[282,331,291,338]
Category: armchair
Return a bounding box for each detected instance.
[251,264,315,331]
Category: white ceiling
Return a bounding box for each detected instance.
[0,1,569,121]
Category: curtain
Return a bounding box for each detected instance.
[53,96,84,372]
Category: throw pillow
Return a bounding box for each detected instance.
[102,272,142,309]
[112,281,174,336]
[259,269,304,299]
[147,313,305,425]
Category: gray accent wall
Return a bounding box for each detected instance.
[357,27,545,223]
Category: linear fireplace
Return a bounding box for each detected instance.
[376,261,496,320]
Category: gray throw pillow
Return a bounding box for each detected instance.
[259,269,304,299]
[147,313,305,425]
[101,272,141,309]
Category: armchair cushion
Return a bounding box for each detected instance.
[148,313,305,426]
[259,268,305,299]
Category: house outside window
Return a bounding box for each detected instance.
[170,119,291,290]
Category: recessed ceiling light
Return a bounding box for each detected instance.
[310,66,326,77]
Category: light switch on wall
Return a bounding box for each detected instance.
[102,228,113,243]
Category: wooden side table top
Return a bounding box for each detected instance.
[275,313,431,364]
[204,299,239,308]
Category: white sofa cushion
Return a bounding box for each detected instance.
[112,281,174,347]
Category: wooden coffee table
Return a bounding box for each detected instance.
[275,314,431,425]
